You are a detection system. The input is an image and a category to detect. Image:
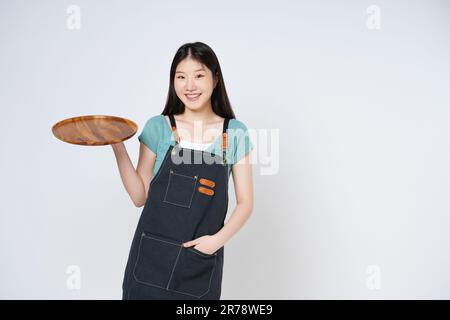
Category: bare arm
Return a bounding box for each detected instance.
[111,141,156,207]
[214,151,254,246]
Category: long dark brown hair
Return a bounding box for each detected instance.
[161,42,236,119]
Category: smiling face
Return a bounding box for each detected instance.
[174,57,218,111]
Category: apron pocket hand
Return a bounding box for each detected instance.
[133,232,182,289]
[168,246,217,298]
[163,169,198,208]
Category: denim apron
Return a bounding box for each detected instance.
[122,114,230,300]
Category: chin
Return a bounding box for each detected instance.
[183,101,205,110]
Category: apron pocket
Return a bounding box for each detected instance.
[163,169,198,208]
[133,232,182,289]
[168,247,217,298]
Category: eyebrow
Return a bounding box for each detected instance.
[175,68,205,73]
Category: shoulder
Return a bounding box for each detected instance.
[227,119,254,163]
[141,114,166,132]
[228,118,249,129]
[139,114,166,139]
[227,118,253,147]
[145,114,165,126]
[138,115,166,153]
[228,118,250,136]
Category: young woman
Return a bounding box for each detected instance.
[112,42,254,300]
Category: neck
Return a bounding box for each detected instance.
[179,104,217,123]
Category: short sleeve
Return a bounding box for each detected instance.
[138,115,161,154]
[232,120,254,164]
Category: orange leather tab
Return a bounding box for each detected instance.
[222,132,228,149]
[198,186,214,196]
[199,178,215,188]
[171,127,180,143]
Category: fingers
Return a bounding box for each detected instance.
[183,239,198,247]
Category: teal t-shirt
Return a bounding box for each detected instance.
[138,114,254,177]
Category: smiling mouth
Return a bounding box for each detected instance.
[185,93,201,101]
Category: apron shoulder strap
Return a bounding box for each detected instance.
[223,118,230,133]
[221,118,230,166]
[168,114,177,129]
[168,114,180,144]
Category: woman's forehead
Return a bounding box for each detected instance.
[176,58,208,73]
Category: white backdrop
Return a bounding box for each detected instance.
[1,0,450,299]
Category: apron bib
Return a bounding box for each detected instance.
[122,114,230,300]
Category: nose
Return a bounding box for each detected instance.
[185,76,197,91]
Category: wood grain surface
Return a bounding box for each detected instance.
[52,115,137,146]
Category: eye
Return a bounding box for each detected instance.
[177,76,184,79]
[196,74,204,78]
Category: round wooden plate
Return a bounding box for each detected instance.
[52,115,138,146]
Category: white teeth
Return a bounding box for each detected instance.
[186,94,201,101]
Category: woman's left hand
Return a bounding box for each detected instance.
[182,234,222,255]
